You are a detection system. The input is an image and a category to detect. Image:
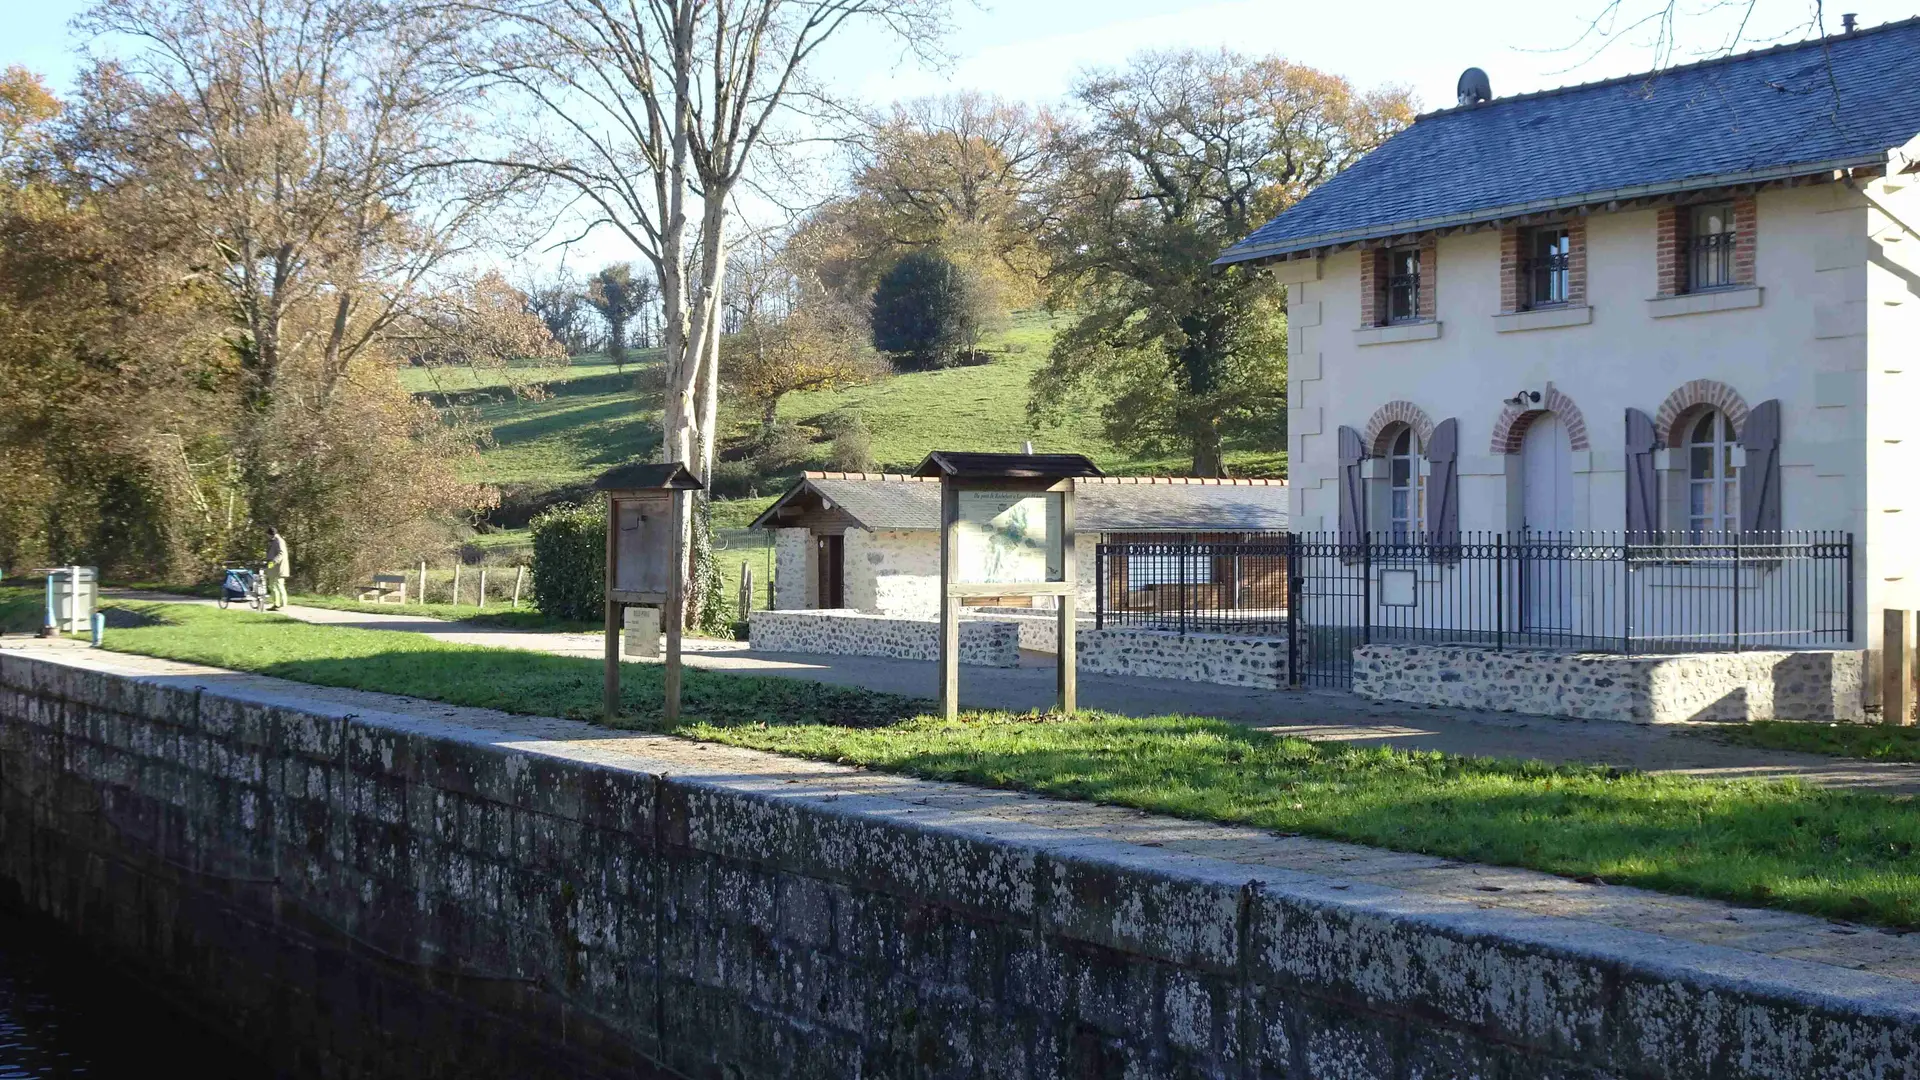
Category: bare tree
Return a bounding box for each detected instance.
[452,0,949,484]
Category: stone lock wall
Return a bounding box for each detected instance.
[747,609,1020,667]
[1352,644,1866,723]
[1078,629,1291,690]
[3,650,1918,1079]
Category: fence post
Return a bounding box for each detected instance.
[1621,533,1632,653]
[512,565,525,609]
[1285,532,1300,689]
[1495,534,1505,651]
[1361,532,1373,647]
[1167,534,1182,634]
[418,561,427,606]
[1884,608,1914,726]
[452,563,461,607]
[478,567,487,609]
[1095,544,1105,631]
[1731,532,1742,652]
[738,563,753,621]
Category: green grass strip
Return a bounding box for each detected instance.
[1700,720,1920,764]
[81,600,1920,929]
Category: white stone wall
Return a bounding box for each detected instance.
[748,609,1019,667]
[1352,644,1865,723]
[1077,629,1290,689]
[1286,184,1893,657]
[962,610,1095,653]
[844,529,941,617]
[773,528,813,610]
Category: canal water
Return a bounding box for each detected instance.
[0,907,269,1078]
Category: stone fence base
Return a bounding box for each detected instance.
[748,609,1019,667]
[1079,628,1289,689]
[1353,644,1866,724]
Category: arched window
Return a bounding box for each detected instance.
[1686,410,1740,536]
[1386,426,1425,542]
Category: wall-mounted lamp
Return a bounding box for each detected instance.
[1503,389,1543,409]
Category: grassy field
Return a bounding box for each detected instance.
[454,310,1286,501]
[1702,721,1920,763]
[83,600,1920,929]
[395,350,653,394]
[0,584,45,634]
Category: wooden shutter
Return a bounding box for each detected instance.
[1625,408,1660,538]
[1337,425,1366,539]
[1425,418,1460,554]
[1740,399,1782,534]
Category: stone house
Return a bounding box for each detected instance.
[1216,19,1920,661]
[751,472,1288,617]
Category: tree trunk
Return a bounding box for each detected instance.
[1191,419,1226,477]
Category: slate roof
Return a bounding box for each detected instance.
[751,474,1289,533]
[912,451,1105,480]
[1218,18,1920,265]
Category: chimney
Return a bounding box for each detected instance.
[1842,12,1858,32]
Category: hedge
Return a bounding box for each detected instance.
[529,501,605,621]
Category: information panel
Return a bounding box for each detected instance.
[955,490,1065,584]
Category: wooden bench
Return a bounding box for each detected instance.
[356,574,408,604]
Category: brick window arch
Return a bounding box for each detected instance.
[1654,379,1750,447]
[1489,382,1590,454]
[1361,400,1436,455]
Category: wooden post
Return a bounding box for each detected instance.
[452,563,462,607]
[1884,608,1914,726]
[939,481,960,721]
[604,502,621,723]
[418,561,427,606]
[664,489,686,724]
[512,565,525,609]
[478,568,488,609]
[1057,484,1077,715]
[738,563,753,620]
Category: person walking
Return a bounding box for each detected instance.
[264,527,291,611]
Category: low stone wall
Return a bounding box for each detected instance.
[1078,628,1290,689]
[961,610,1094,653]
[4,647,1916,1079]
[748,609,1018,667]
[1353,644,1866,723]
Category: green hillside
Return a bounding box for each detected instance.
[454,311,1285,501]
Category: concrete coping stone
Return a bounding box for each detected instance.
[4,641,1918,1017]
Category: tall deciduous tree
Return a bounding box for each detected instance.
[723,242,880,428]
[1032,51,1414,475]
[74,0,520,517]
[455,0,949,629]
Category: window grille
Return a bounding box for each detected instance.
[1386,247,1421,323]
[1523,228,1571,308]
[1688,203,1737,291]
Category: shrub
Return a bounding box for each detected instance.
[870,248,984,371]
[529,500,605,621]
[706,459,760,499]
[751,420,812,476]
[827,416,875,472]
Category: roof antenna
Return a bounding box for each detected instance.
[1841,12,1857,32]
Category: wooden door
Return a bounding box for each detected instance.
[816,534,845,609]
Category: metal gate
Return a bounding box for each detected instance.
[1283,534,1370,688]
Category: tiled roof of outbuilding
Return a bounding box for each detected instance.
[750,474,1289,533]
[1218,18,1920,265]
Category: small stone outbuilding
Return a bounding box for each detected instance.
[752,472,1288,617]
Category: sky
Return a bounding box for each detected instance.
[7,0,1910,271]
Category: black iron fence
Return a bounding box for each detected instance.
[1095,531,1855,688]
